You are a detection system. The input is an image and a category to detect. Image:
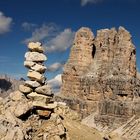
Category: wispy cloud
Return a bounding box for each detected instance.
[81,0,102,6]
[48,74,62,93]
[47,62,65,72]
[23,23,75,53]
[0,11,13,34]
[45,28,75,53]
[23,23,59,44]
[22,22,37,31]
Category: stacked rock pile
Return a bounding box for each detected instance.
[19,42,56,117]
[18,42,67,140]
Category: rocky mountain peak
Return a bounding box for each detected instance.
[60,26,140,137]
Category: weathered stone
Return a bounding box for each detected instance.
[25,80,41,88]
[25,52,47,62]
[24,61,35,68]
[19,85,32,94]
[37,110,51,117]
[9,91,23,101]
[33,101,57,109]
[28,42,44,53]
[35,85,53,95]
[30,63,46,73]
[24,61,47,73]
[27,70,45,83]
[14,100,32,118]
[27,92,52,104]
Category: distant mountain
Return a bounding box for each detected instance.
[0,75,24,98]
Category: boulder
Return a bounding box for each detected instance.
[14,101,32,118]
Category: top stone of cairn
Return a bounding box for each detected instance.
[28,42,44,53]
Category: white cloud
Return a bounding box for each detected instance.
[24,23,58,44]
[22,22,37,31]
[47,62,64,72]
[24,23,75,53]
[81,0,102,6]
[45,28,75,53]
[48,74,62,93]
[0,11,13,34]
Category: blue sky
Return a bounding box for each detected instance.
[0,0,140,87]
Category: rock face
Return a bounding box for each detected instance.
[0,75,24,98]
[60,27,140,131]
[0,42,68,140]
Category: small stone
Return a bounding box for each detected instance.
[25,52,47,62]
[35,85,53,95]
[37,110,51,117]
[24,61,35,68]
[27,70,45,83]
[28,42,44,53]
[25,80,41,88]
[31,63,46,73]
[19,85,32,94]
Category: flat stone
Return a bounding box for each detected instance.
[25,80,41,88]
[35,85,53,95]
[24,61,35,68]
[25,52,47,62]
[31,63,46,73]
[27,92,52,103]
[27,70,45,83]
[24,61,46,73]
[28,42,44,53]
[37,110,51,117]
[19,85,32,94]
[33,101,57,109]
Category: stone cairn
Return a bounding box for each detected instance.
[19,42,67,140]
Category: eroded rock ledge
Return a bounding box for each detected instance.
[59,27,140,137]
